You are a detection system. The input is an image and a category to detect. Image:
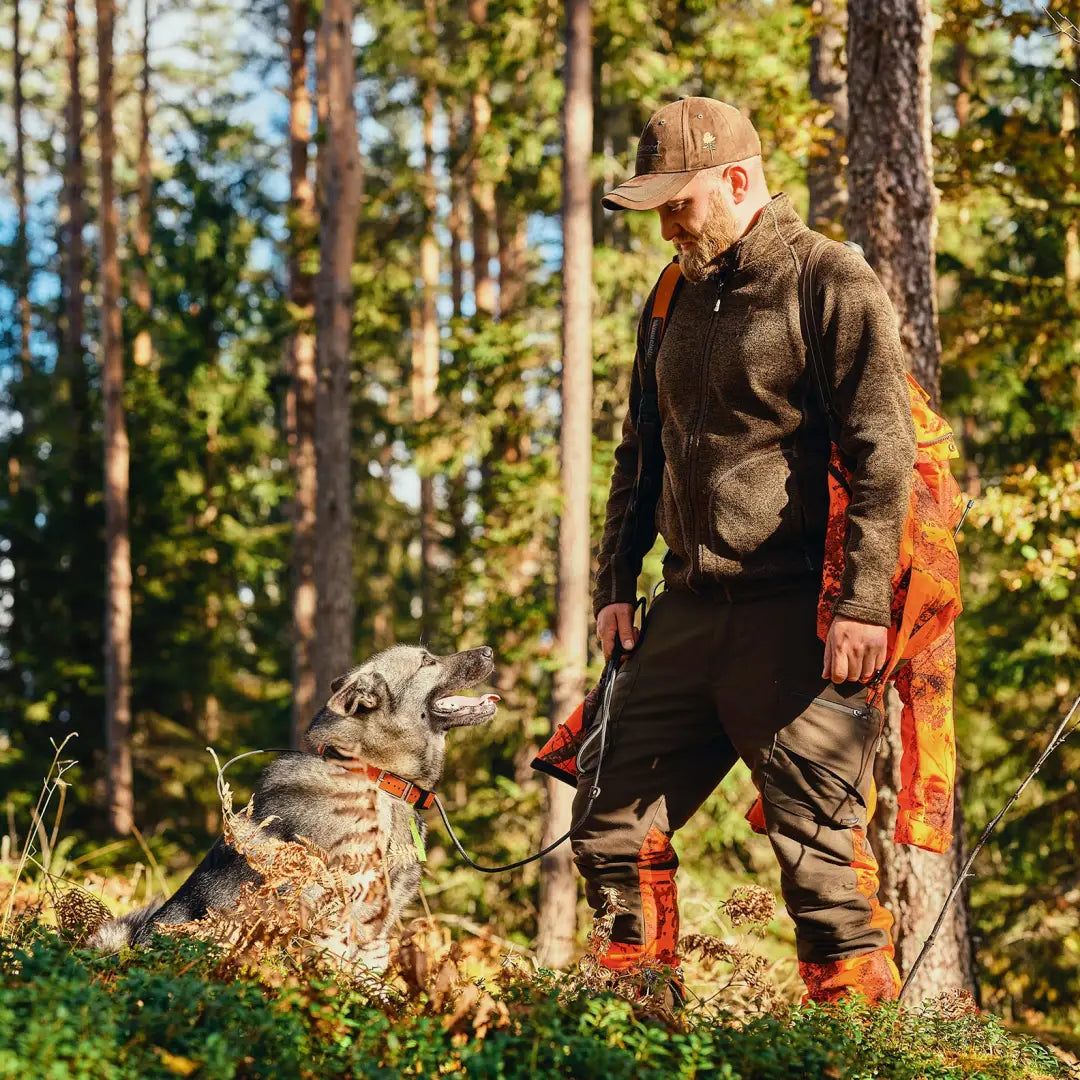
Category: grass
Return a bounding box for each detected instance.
[0,747,1076,1079]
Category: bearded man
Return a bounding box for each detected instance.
[575,97,917,1004]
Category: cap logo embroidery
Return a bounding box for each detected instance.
[702,132,716,156]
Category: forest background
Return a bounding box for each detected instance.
[1,0,1078,1036]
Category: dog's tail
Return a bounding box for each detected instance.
[87,900,164,953]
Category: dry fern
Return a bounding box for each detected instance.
[163,750,390,983]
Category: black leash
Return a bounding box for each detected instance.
[429,632,632,874]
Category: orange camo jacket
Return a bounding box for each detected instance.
[746,372,964,854]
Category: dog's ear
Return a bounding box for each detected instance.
[327,671,386,716]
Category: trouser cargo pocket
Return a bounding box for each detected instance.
[762,687,882,830]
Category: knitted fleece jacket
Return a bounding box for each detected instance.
[594,192,917,625]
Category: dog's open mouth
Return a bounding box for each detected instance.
[432,693,500,726]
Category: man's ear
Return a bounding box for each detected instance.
[327,671,386,715]
[726,164,750,204]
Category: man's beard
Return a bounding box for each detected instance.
[676,189,741,283]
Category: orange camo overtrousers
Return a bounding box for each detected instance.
[561,584,901,1004]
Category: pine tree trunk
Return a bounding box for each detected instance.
[10,0,31,496]
[468,0,496,318]
[287,0,319,744]
[537,0,592,968]
[63,0,94,711]
[808,0,848,234]
[132,0,152,370]
[313,0,362,696]
[1063,36,1079,299]
[496,202,528,317]
[412,24,440,643]
[13,0,31,384]
[846,0,975,1002]
[448,108,469,319]
[97,0,134,836]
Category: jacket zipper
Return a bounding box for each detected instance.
[685,269,729,587]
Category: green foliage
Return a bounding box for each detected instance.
[0,931,1067,1080]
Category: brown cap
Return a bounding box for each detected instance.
[602,97,761,211]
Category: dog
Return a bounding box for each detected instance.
[89,644,498,968]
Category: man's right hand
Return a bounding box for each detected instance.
[596,602,639,661]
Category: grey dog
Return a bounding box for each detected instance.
[89,645,498,967]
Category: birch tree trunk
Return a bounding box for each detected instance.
[808,0,848,234]
[287,0,319,744]
[846,0,975,1002]
[132,0,153,370]
[97,0,134,836]
[313,0,362,695]
[537,0,592,968]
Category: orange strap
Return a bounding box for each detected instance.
[649,261,683,337]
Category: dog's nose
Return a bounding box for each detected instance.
[479,646,493,659]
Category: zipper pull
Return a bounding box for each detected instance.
[713,272,727,313]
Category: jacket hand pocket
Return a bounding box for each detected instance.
[704,446,803,560]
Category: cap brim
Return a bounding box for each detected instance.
[601,170,696,211]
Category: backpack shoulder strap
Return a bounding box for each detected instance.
[637,260,683,421]
[798,236,865,442]
[634,260,683,484]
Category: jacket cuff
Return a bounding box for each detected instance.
[894,809,952,855]
[592,563,639,618]
[832,598,892,628]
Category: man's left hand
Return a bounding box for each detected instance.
[823,616,887,684]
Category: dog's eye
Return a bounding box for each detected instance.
[420,654,437,667]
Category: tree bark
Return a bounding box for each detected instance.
[448,107,470,320]
[807,0,848,234]
[13,0,31,383]
[846,0,974,1002]
[468,0,496,317]
[132,0,153,370]
[537,0,592,969]
[287,0,319,744]
[64,0,90,529]
[846,0,941,406]
[1063,35,1079,299]
[412,6,440,643]
[63,0,95,709]
[496,201,528,317]
[449,109,470,320]
[313,0,362,696]
[97,0,134,836]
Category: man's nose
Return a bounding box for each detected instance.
[657,211,674,241]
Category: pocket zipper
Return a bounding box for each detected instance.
[791,692,870,720]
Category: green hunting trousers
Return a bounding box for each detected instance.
[571,582,895,978]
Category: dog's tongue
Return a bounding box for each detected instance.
[435,694,500,711]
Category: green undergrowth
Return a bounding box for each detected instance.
[0,931,1070,1080]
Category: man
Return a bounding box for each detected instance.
[575,97,917,1004]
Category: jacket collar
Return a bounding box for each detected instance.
[713,192,806,274]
